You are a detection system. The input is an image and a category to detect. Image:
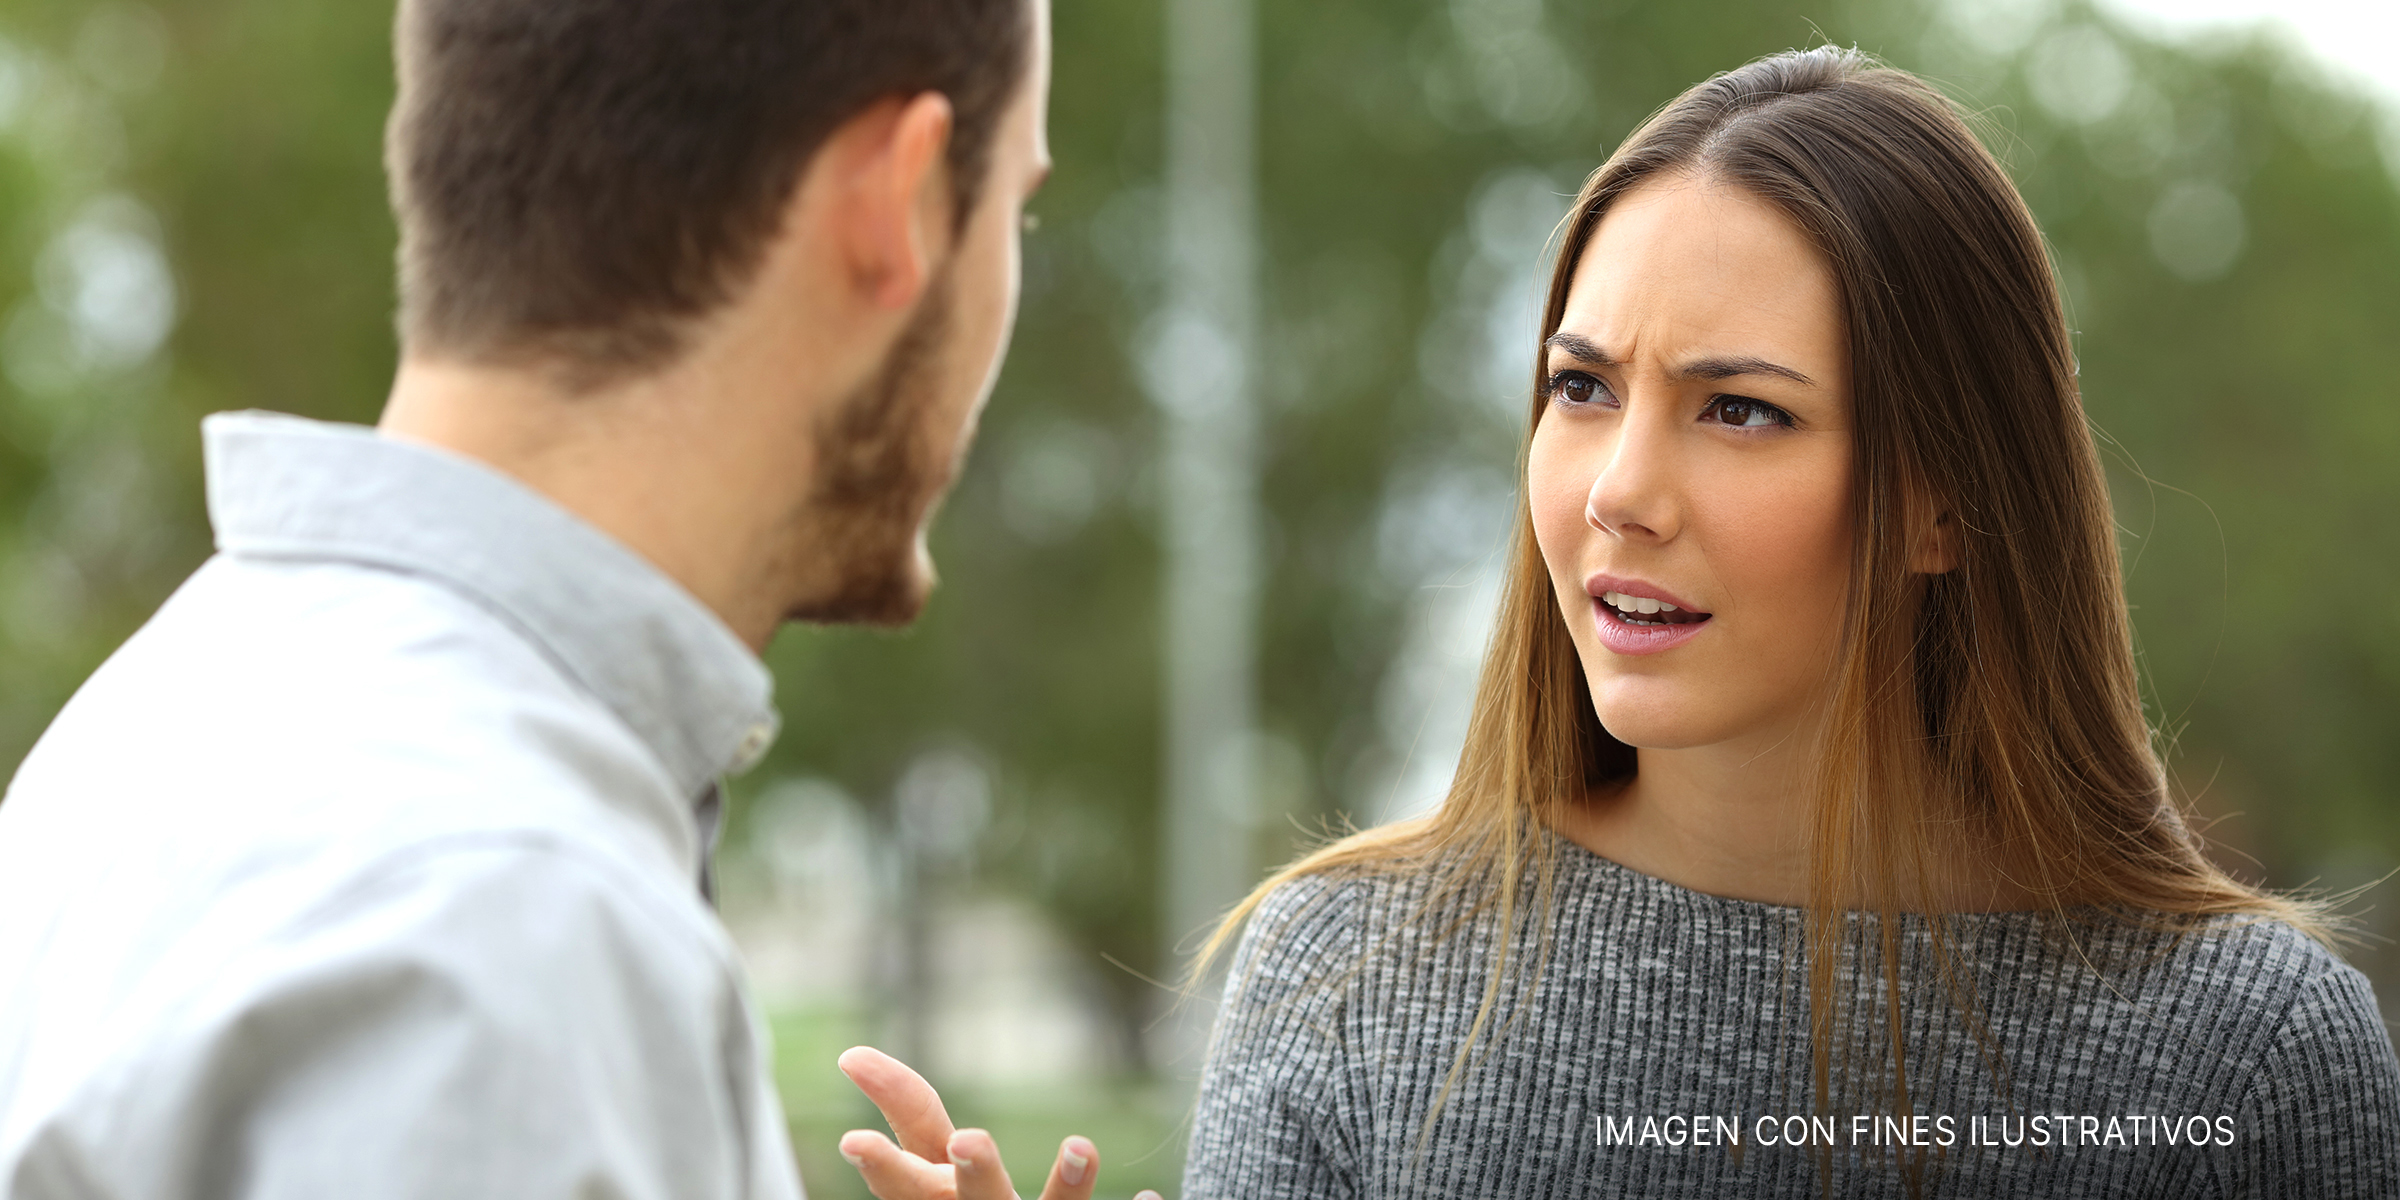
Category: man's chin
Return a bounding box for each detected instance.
[783,547,935,629]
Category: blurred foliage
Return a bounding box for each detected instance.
[1,0,2395,1158]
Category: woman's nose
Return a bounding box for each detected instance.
[1584,403,1681,543]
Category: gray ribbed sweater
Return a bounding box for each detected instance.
[1184,838,2400,1198]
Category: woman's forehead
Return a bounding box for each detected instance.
[1558,175,1844,378]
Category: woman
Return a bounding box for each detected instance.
[835,47,2400,1200]
[1179,47,2400,1198]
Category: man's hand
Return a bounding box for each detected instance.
[836,1045,1163,1200]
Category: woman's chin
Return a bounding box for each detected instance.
[1588,678,1754,751]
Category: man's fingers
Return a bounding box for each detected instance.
[837,1060,1134,1200]
[946,1128,1020,1200]
[1035,1134,1098,1200]
[839,1045,958,1162]
[837,1129,957,1200]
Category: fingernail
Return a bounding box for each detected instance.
[839,1131,875,1170]
[948,1133,976,1167]
[1061,1146,1089,1186]
[1136,1192,1163,1200]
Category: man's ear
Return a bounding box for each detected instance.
[817,91,956,312]
[1909,495,1961,575]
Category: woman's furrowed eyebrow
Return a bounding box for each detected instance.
[1680,355,1817,388]
[1543,331,1616,366]
[1543,331,1817,389]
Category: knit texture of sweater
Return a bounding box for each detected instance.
[1183,837,2400,1198]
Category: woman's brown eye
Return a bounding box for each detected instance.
[1709,396,1790,428]
[1551,372,1603,406]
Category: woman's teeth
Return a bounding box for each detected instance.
[1600,591,1706,626]
[1602,590,1671,614]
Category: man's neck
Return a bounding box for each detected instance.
[378,356,807,653]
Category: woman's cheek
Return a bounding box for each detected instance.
[1775,459,1856,626]
[1702,462,1853,660]
[1525,427,1589,580]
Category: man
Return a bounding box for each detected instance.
[0,1,1117,1196]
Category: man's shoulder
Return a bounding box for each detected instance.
[89,551,593,725]
[0,551,721,1086]
[0,791,736,1070]
[8,550,682,851]
[277,832,737,1000]
[0,834,763,1199]
[185,833,733,1024]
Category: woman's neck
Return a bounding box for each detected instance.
[1556,739,1816,906]
[1553,736,2043,912]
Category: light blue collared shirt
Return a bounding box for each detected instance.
[0,412,805,1199]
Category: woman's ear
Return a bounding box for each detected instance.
[1910,504,1960,574]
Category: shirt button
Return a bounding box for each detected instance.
[731,721,775,773]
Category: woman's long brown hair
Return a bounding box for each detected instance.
[1192,45,2329,1182]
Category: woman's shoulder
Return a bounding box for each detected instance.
[1198,871,1384,1065]
[2171,911,2363,983]
[1229,867,1407,980]
[2089,911,2366,1000]
[2175,914,2390,1044]
[2143,915,2400,1185]
[2042,910,2391,1058]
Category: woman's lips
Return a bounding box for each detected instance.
[1584,574,1712,656]
[1590,597,1713,655]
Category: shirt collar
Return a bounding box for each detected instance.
[201,411,780,804]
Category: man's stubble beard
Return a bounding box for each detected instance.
[780,266,962,627]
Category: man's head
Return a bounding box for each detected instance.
[382,0,1051,638]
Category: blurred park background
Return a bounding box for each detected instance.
[1,0,2396,1193]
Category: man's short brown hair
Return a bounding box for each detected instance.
[387,0,1032,382]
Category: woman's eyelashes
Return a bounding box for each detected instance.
[1545,369,1616,409]
[1544,370,1797,431]
[1702,394,1795,429]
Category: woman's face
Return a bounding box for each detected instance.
[1528,172,1855,754]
